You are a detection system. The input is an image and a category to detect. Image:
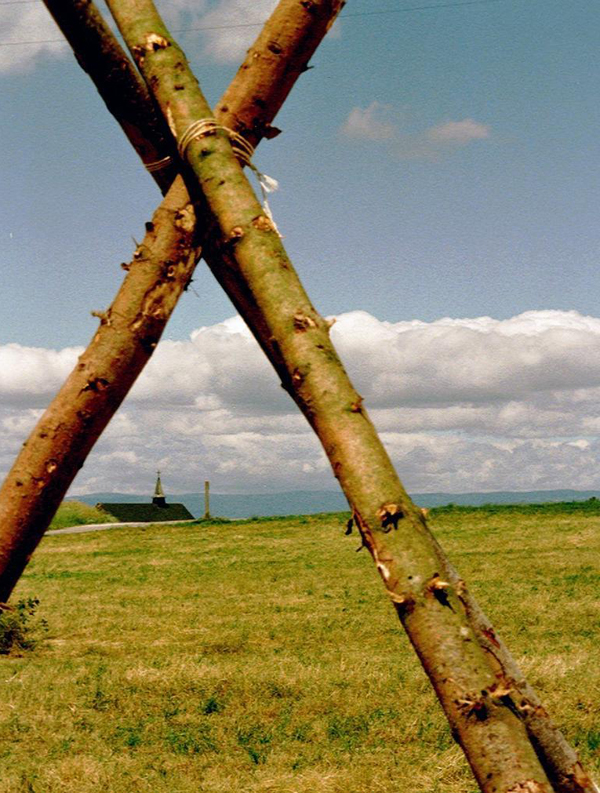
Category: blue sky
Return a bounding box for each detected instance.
[2,0,600,496]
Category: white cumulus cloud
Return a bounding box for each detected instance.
[340,105,491,160]
[340,102,396,142]
[0,343,82,404]
[0,5,67,74]
[2,310,600,495]
[425,119,491,145]
[331,309,600,406]
[193,0,278,63]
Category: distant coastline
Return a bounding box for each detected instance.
[67,488,600,520]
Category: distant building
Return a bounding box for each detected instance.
[97,472,194,523]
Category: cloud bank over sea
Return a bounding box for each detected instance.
[3,309,600,496]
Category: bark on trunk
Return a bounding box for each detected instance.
[1,2,594,790]
[104,2,556,789]
[0,0,346,602]
[442,556,599,793]
[42,0,178,193]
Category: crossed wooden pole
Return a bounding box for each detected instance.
[0,2,595,791]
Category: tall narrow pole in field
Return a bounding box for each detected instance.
[204,481,210,520]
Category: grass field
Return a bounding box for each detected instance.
[48,501,117,531]
[1,505,599,792]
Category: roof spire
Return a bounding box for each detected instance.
[154,470,165,497]
[153,470,166,507]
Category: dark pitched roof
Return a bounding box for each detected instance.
[96,503,194,523]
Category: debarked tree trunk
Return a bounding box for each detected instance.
[43,0,179,193]
[103,1,557,789]
[0,0,346,602]
[0,2,595,791]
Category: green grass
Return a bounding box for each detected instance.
[1,506,599,792]
[49,501,118,531]
[432,496,600,516]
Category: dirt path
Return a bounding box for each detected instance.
[46,520,196,536]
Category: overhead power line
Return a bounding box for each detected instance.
[346,0,504,17]
[0,0,510,47]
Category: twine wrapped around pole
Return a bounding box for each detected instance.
[178,118,282,235]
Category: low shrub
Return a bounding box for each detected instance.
[0,597,47,655]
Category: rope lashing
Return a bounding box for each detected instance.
[177,118,281,235]
[143,155,173,173]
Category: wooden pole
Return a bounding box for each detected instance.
[42,0,178,193]
[105,2,556,789]
[204,480,210,520]
[0,0,345,602]
[0,2,594,789]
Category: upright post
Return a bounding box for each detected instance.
[204,480,210,520]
